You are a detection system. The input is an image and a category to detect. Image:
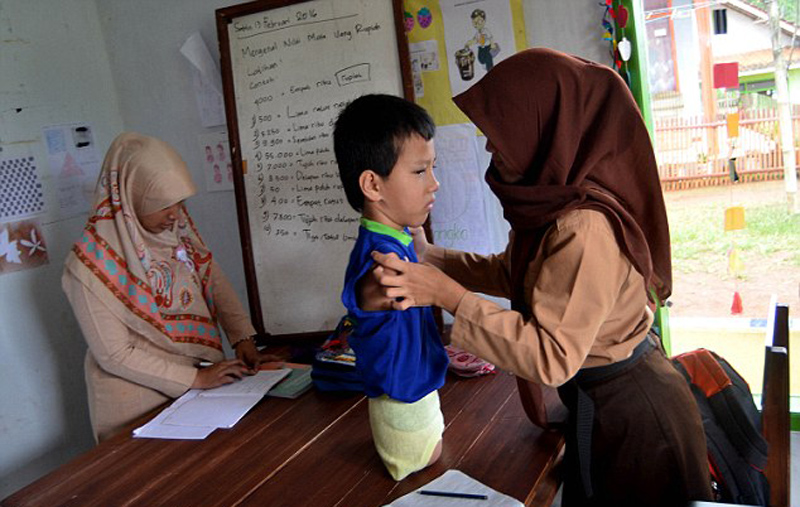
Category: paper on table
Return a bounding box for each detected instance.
[133,391,216,440]
[198,369,290,397]
[384,469,524,507]
[133,369,290,438]
[162,395,261,428]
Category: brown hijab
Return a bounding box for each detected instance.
[453,48,671,305]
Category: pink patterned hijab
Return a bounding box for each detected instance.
[64,133,224,357]
[453,48,672,304]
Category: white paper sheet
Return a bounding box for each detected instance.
[196,369,290,397]
[133,369,290,439]
[385,469,524,507]
[180,32,226,127]
[133,391,216,440]
[41,123,101,219]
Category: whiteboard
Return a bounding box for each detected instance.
[217,0,412,339]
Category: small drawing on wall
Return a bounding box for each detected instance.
[0,156,45,222]
[0,219,49,275]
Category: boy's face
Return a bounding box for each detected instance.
[368,133,438,231]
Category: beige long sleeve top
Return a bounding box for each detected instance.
[64,260,256,397]
[427,209,653,387]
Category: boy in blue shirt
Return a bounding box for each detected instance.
[333,94,449,481]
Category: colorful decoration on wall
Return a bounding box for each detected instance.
[0,219,49,275]
[417,7,433,29]
[600,0,631,87]
[404,10,415,32]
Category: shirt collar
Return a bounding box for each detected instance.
[360,217,412,246]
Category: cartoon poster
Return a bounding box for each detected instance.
[198,131,234,192]
[439,0,516,97]
[42,123,102,219]
[0,219,49,275]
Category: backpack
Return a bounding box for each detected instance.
[311,316,364,394]
[671,348,770,505]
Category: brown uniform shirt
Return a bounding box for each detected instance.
[427,209,653,387]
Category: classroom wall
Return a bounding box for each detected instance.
[0,0,608,498]
[0,0,122,496]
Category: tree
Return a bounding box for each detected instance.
[767,0,799,212]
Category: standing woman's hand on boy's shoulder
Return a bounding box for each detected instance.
[357,263,400,312]
[371,252,467,313]
[409,226,429,261]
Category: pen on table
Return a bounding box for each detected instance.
[417,490,488,500]
[198,360,284,370]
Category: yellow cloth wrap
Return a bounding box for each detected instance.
[368,390,444,481]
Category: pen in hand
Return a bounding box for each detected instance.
[418,490,488,500]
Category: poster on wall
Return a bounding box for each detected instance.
[439,0,516,97]
[429,123,494,254]
[0,219,49,275]
[0,154,46,222]
[42,123,101,219]
[181,32,226,128]
[198,131,234,192]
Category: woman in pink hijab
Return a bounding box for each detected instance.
[371,49,712,506]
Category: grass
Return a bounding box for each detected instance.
[668,202,800,274]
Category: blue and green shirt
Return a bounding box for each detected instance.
[341,218,449,403]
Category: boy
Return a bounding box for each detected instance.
[333,94,448,481]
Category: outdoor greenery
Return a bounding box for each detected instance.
[668,201,800,275]
[745,0,799,23]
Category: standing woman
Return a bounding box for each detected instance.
[63,132,266,442]
[371,49,713,505]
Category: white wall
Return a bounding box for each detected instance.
[0,0,608,499]
[0,0,122,496]
[525,0,607,64]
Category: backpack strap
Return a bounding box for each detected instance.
[674,348,732,397]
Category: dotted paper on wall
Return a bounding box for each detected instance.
[0,156,45,221]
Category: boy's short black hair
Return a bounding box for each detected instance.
[333,94,435,212]
[471,9,486,20]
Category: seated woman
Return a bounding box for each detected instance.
[63,132,271,442]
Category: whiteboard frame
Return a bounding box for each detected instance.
[216,0,415,343]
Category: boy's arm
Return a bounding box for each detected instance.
[357,263,399,311]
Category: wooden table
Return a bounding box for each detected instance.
[2,370,564,507]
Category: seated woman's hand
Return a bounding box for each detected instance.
[192,359,252,389]
[234,339,262,370]
[370,251,467,313]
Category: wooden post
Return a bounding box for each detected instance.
[762,301,791,507]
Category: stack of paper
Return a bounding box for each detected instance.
[134,368,290,440]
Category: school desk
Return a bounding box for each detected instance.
[1,370,565,507]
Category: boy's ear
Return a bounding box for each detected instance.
[359,170,383,203]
